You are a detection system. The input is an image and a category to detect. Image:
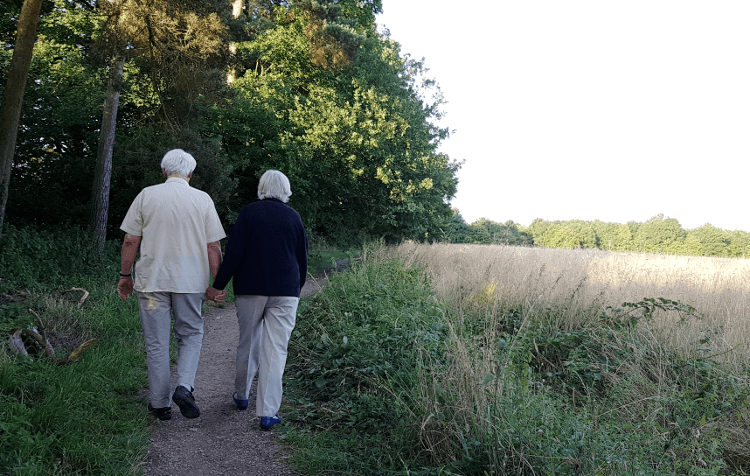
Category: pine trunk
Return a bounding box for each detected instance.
[89,56,125,254]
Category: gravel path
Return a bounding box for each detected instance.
[139,276,327,476]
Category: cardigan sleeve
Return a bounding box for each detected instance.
[297,222,308,291]
[211,210,247,290]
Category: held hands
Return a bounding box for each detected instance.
[117,277,134,301]
[205,286,226,304]
[118,278,225,304]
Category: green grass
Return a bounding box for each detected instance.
[0,226,151,475]
[306,240,358,277]
[281,256,452,474]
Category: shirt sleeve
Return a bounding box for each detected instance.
[204,197,227,243]
[120,191,145,236]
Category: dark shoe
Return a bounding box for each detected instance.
[233,392,249,411]
[260,414,282,431]
[172,385,200,419]
[148,403,172,421]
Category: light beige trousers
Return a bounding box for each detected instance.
[138,292,204,408]
[235,295,299,417]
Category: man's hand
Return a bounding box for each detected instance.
[119,234,141,301]
[205,286,226,304]
[118,276,134,301]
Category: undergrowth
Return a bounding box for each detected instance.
[282,247,750,475]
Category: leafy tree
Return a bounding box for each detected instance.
[633,214,686,253]
[679,233,703,256]
[726,230,750,258]
[3,1,105,230]
[3,0,458,246]
[468,218,532,245]
[564,220,597,248]
[439,208,471,243]
[113,0,229,127]
[527,218,551,246]
[542,223,584,249]
[688,223,730,257]
[591,220,633,252]
[216,4,457,243]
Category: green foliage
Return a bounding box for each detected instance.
[439,208,472,243]
[463,218,533,246]
[688,224,731,257]
[284,257,449,473]
[3,2,104,229]
[471,297,748,475]
[0,225,120,294]
[591,220,633,251]
[634,214,687,253]
[217,15,459,243]
[4,0,458,246]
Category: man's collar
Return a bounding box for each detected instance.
[165,176,189,185]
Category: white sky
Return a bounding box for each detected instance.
[376,1,750,232]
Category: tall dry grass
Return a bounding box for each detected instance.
[371,242,750,473]
[379,242,750,371]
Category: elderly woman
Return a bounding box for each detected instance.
[206,170,307,430]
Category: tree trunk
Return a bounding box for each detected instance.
[0,0,43,237]
[89,56,125,254]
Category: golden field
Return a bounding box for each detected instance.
[379,242,750,372]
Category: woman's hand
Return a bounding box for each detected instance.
[205,286,226,304]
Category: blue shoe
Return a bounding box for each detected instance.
[172,385,200,419]
[260,414,282,430]
[233,392,248,411]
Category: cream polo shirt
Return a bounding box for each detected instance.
[120,177,227,293]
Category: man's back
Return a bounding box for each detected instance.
[121,177,226,294]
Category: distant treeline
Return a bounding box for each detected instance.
[444,212,750,258]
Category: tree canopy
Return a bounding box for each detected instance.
[0,0,458,245]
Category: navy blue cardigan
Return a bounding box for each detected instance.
[212,198,308,297]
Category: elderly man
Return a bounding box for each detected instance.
[117,149,226,421]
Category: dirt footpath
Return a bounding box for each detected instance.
[139,277,326,476]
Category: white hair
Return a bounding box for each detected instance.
[161,149,196,177]
[257,170,292,203]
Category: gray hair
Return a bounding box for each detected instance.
[257,170,292,203]
[161,149,197,177]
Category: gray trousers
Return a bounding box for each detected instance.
[138,292,204,408]
[235,295,299,417]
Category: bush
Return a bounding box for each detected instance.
[284,257,449,473]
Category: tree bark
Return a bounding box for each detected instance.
[0,0,43,237]
[89,56,125,254]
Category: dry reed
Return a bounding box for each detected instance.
[379,242,750,370]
